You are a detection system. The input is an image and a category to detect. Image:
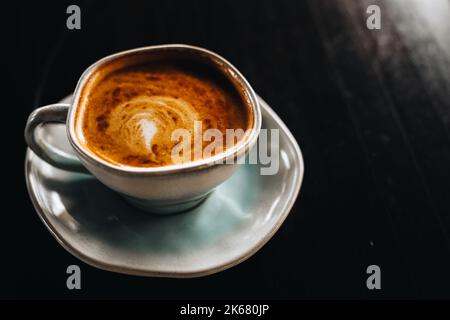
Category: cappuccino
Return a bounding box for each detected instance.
[75,61,251,167]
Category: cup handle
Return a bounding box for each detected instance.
[25,103,89,174]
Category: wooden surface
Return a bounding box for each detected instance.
[4,0,450,298]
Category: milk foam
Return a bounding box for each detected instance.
[107,95,199,157]
[77,64,249,167]
[138,118,157,151]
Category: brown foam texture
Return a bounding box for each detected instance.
[76,63,250,167]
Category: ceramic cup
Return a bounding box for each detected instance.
[25,45,261,214]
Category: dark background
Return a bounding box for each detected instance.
[3,0,450,299]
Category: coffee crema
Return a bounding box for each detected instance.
[75,62,250,167]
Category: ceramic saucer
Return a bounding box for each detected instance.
[25,95,304,278]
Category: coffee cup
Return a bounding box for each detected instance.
[25,44,261,214]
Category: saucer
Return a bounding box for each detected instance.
[25,95,304,278]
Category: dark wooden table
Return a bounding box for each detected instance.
[3,0,450,299]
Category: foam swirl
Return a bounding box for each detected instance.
[107,95,199,159]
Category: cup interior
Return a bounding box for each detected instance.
[68,45,261,174]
